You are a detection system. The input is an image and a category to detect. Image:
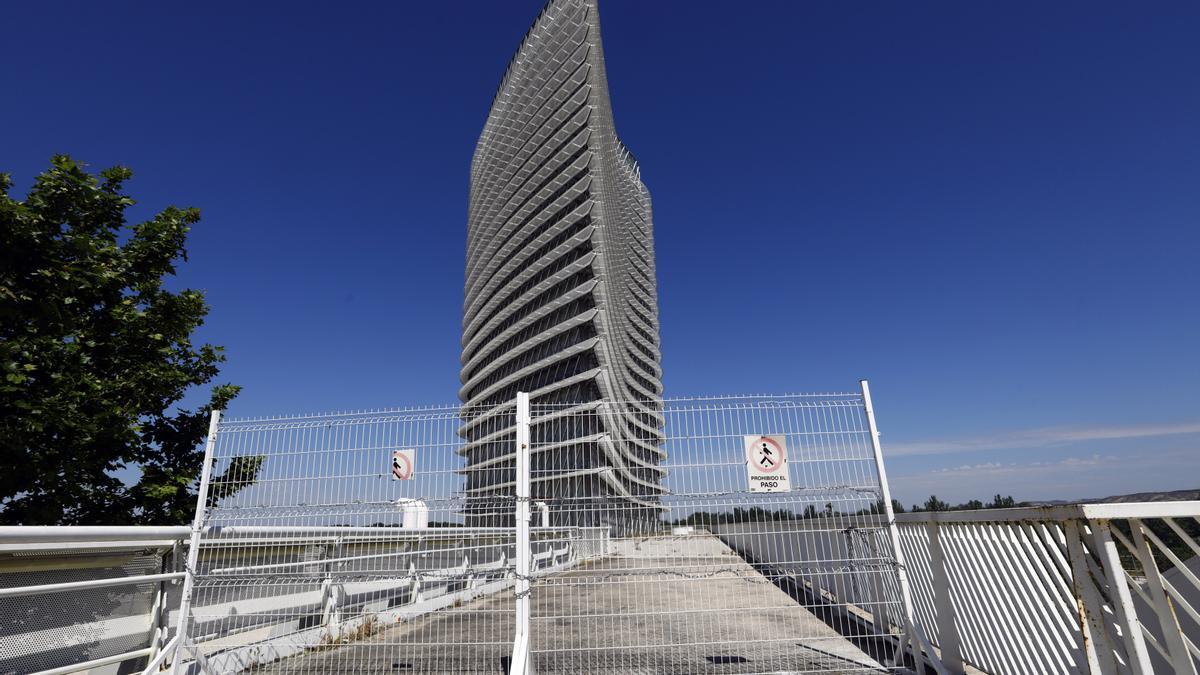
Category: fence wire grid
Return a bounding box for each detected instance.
[523,395,906,674]
[173,392,910,675]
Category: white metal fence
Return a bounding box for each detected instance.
[3,384,942,675]
[896,503,1200,675]
[11,390,1199,674]
[519,392,914,673]
[165,386,923,674]
[176,402,537,674]
[7,506,1200,675]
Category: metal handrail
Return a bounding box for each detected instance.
[6,506,1196,675]
[30,648,155,675]
[895,501,1200,523]
[894,502,1200,674]
[0,524,605,675]
[0,525,190,543]
[0,571,186,599]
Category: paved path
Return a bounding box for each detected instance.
[254,534,889,674]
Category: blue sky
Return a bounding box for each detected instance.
[4,1,1198,507]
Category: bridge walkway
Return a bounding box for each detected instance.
[253,533,888,674]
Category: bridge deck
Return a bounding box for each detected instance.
[252,534,889,674]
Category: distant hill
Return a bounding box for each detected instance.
[1094,489,1200,503]
[1030,488,1200,506]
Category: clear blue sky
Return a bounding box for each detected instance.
[4,1,1198,506]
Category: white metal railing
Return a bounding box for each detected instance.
[896,502,1200,674]
[0,526,189,675]
[11,510,1197,675]
[0,525,606,675]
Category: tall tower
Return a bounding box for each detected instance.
[460,0,664,532]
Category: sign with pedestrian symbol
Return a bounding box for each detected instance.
[391,448,415,481]
[744,435,790,493]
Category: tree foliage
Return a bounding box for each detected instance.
[922,495,950,512]
[0,156,249,525]
[910,493,1027,512]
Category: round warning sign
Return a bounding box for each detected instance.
[749,436,785,473]
[391,449,415,480]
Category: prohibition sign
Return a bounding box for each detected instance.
[391,449,415,480]
[743,434,791,493]
[750,436,785,473]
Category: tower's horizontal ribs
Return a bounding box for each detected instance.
[462,0,663,532]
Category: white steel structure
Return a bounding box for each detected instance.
[894,503,1200,675]
[460,0,664,532]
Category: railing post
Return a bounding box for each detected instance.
[321,537,344,640]
[510,392,532,675]
[1092,520,1154,675]
[1064,519,1117,674]
[1129,518,1196,674]
[865,530,897,644]
[926,518,965,674]
[169,410,221,675]
[145,542,171,666]
[860,380,929,674]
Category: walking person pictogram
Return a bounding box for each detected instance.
[744,435,790,492]
[759,442,775,468]
[391,449,415,480]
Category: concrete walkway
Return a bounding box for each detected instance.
[255,534,889,674]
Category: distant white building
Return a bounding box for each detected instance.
[459,0,665,532]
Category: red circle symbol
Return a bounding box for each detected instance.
[751,437,784,474]
[392,451,413,480]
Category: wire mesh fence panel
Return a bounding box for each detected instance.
[174,391,909,675]
[0,546,173,675]
[523,394,907,674]
[179,404,526,675]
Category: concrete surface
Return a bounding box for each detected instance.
[254,533,890,674]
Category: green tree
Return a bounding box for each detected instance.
[0,156,252,525]
[988,494,1017,509]
[923,495,950,512]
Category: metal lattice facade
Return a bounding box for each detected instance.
[460,0,664,532]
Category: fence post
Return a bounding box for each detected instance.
[926,518,965,674]
[169,410,221,675]
[510,392,532,675]
[321,536,344,640]
[861,380,929,675]
[146,539,182,666]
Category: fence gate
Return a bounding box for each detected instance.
[170,383,917,674]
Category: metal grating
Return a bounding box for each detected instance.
[0,549,165,675]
